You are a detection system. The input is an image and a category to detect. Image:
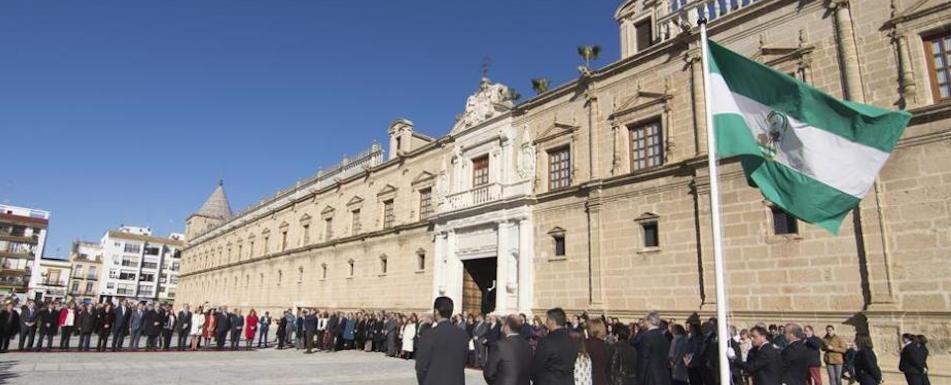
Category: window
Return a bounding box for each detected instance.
[87,266,97,280]
[301,224,310,245]
[380,255,388,275]
[417,251,426,271]
[71,281,79,292]
[281,230,288,251]
[924,31,951,101]
[548,146,571,190]
[263,236,270,254]
[237,244,243,260]
[85,282,93,292]
[771,207,799,235]
[140,273,155,282]
[144,246,160,256]
[630,120,664,170]
[419,188,433,220]
[382,200,395,229]
[472,155,489,187]
[118,272,137,281]
[321,263,327,279]
[73,265,83,277]
[351,209,361,234]
[123,243,141,254]
[106,282,115,289]
[642,222,659,248]
[396,136,402,151]
[297,267,304,284]
[324,218,333,240]
[249,241,255,258]
[347,260,355,277]
[109,270,118,279]
[635,18,652,52]
[553,235,566,257]
[277,270,283,286]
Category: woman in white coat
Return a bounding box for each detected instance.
[400,314,418,359]
[189,306,205,350]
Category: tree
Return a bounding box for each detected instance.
[577,44,602,69]
[531,78,550,95]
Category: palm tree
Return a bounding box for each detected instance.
[506,88,521,101]
[531,78,550,95]
[577,45,602,68]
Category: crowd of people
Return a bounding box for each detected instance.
[0,296,936,385]
[0,298,273,352]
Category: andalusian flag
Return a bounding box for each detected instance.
[706,40,911,234]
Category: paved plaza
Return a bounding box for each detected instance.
[0,348,488,385]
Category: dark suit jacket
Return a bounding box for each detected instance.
[415,319,468,385]
[531,328,578,385]
[175,311,192,334]
[899,344,925,375]
[854,349,882,385]
[0,309,19,336]
[484,334,533,385]
[634,328,672,385]
[39,308,58,334]
[216,312,232,335]
[782,340,811,385]
[741,344,783,385]
[142,310,161,337]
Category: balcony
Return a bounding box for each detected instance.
[657,0,761,44]
[445,183,502,212]
[36,278,68,287]
[0,275,28,288]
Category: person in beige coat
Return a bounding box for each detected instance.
[822,325,848,385]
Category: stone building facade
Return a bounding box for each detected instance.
[178,0,951,381]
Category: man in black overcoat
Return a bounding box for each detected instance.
[415,297,468,385]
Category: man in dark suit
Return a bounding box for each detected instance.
[175,304,192,350]
[484,314,532,385]
[740,326,783,385]
[472,315,489,368]
[415,296,468,385]
[303,309,317,353]
[142,303,161,351]
[781,323,811,385]
[35,301,58,351]
[129,302,146,350]
[18,299,38,351]
[531,307,579,385]
[216,306,231,350]
[112,301,131,351]
[634,311,672,385]
[230,308,244,350]
[899,333,926,385]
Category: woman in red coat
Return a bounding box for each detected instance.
[244,309,258,348]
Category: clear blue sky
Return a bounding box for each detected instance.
[0,1,620,259]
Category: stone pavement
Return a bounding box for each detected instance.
[0,348,489,385]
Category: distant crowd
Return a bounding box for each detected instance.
[0,297,935,385]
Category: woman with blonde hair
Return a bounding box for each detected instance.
[586,318,610,385]
[190,306,205,350]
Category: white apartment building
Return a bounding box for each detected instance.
[97,226,183,303]
[0,204,50,301]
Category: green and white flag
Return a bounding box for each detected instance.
[706,40,911,234]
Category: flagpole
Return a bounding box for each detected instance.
[698,16,732,385]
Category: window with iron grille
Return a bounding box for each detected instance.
[548,146,571,190]
[351,209,361,234]
[924,31,951,101]
[382,200,395,229]
[419,188,433,220]
[472,155,489,187]
[771,207,799,235]
[630,120,664,170]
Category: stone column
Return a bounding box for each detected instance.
[830,0,865,101]
[586,186,605,306]
[444,231,464,309]
[433,232,447,299]
[892,25,918,107]
[517,216,535,314]
[496,221,518,313]
[829,0,897,308]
